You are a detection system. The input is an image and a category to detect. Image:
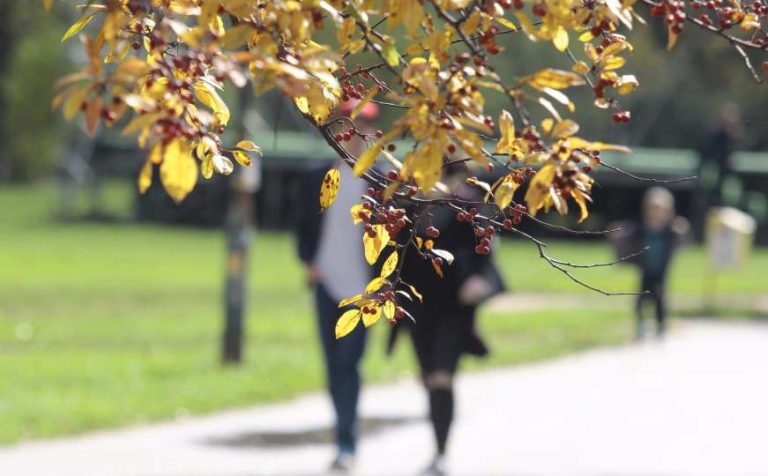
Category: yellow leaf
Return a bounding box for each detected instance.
[350,204,368,224]
[62,87,88,121]
[362,305,382,327]
[233,150,251,166]
[320,167,341,211]
[61,14,95,42]
[363,224,391,265]
[553,27,569,52]
[571,190,590,222]
[365,276,387,294]
[493,174,520,210]
[667,26,678,50]
[122,111,163,137]
[407,284,423,302]
[551,119,580,139]
[572,61,590,75]
[319,168,340,211]
[494,16,518,31]
[43,0,53,11]
[524,69,586,90]
[201,155,214,179]
[351,86,378,120]
[382,39,400,67]
[354,127,402,176]
[380,250,399,278]
[383,300,396,320]
[235,140,262,154]
[525,162,557,215]
[494,110,517,157]
[335,309,361,339]
[160,139,198,203]
[338,294,365,308]
[193,81,230,125]
[616,74,639,95]
[138,158,153,194]
[411,142,443,193]
[602,56,626,71]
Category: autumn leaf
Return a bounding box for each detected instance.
[138,158,153,194]
[571,190,591,222]
[160,139,198,203]
[365,276,387,293]
[335,309,362,339]
[362,305,382,327]
[319,168,340,211]
[363,225,391,265]
[380,250,399,278]
[194,81,230,125]
[552,27,569,52]
[351,87,378,120]
[383,300,396,320]
[61,14,95,42]
[338,293,366,308]
[523,69,586,90]
[494,110,518,158]
[525,161,557,215]
[493,174,520,210]
[354,127,403,176]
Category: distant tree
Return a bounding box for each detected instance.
[51,0,767,336]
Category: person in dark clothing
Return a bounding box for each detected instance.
[611,187,688,340]
[391,167,505,475]
[294,100,380,471]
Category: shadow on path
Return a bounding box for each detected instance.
[203,415,422,449]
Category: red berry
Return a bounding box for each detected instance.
[387,144,396,152]
[426,226,440,238]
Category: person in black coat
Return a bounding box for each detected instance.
[391,165,505,474]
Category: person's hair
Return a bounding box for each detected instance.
[642,187,675,214]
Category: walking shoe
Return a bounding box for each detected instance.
[420,455,447,475]
[329,450,355,473]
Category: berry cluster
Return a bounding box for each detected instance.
[503,203,528,229]
[357,190,409,237]
[651,0,687,34]
[338,66,386,102]
[473,224,495,255]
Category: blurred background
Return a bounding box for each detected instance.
[1,1,767,467]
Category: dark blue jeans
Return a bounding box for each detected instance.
[315,283,367,453]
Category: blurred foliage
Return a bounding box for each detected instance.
[0,1,70,181]
[486,24,768,151]
[1,2,767,183]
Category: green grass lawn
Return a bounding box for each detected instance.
[0,183,764,443]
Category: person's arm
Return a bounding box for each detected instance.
[294,167,325,282]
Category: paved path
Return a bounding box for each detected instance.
[3,321,768,476]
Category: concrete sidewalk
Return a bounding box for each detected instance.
[2,321,768,475]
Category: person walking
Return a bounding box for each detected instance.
[295,101,380,471]
[610,187,689,340]
[390,164,505,475]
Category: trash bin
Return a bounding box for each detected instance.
[705,207,756,270]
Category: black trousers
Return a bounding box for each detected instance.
[636,274,668,335]
[315,283,367,453]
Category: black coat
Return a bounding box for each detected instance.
[295,163,334,266]
[389,205,506,357]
